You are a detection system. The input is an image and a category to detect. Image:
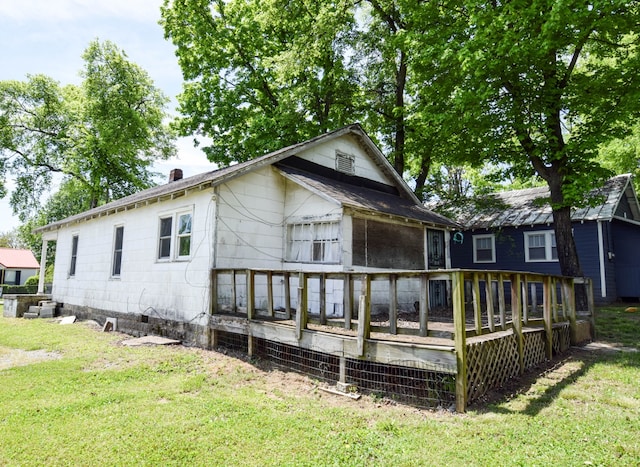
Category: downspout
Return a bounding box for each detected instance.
[597,220,606,299]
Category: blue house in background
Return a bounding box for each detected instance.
[449,174,640,304]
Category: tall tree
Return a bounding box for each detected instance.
[411,1,640,278]
[598,122,640,191]
[161,0,359,165]
[0,39,176,220]
[160,0,445,194]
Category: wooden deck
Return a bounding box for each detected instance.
[209,268,594,411]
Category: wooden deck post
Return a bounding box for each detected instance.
[389,274,398,335]
[530,282,538,319]
[210,270,217,315]
[208,270,217,350]
[584,277,596,339]
[296,273,307,340]
[419,274,429,337]
[485,273,495,332]
[247,270,255,320]
[343,274,353,330]
[551,278,558,322]
[522,277,529,325]
[267,271,274,317]
[357,275,371,356]
[283,272,291,319]
[511,274,524,374]
[231,270,237,313]
[497,274,506,331]
[472,273,482,335]
[319,273,327,325]
[565,278,578,345]
[543,275,553,359]
[452,271,467,413]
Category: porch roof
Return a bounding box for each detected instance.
[277,164,459,228]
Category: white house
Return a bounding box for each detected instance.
[0,248,40,287]
[35,124,458,343]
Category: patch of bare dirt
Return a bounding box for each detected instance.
[0,348,62,370]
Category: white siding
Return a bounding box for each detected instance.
[297,135,391,185]
[51,190,214,323]
[214,166,286,269]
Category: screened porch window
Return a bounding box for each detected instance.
[287,221,341,263]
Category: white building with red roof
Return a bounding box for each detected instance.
[0,248,40,286]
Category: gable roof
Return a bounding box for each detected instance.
[455,174,640,229]
[0,248,40,269]
[35,124,425,234]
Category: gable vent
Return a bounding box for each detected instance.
[336,151,355,175]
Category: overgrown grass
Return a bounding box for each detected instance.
[0,308,638,466]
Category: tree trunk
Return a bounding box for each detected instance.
[553,205,590,311]
[551,206,583,278]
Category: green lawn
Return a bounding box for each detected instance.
[0,306,638,466]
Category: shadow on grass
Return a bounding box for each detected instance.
[475,346,640,417]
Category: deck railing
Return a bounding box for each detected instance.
[210,268,594,411]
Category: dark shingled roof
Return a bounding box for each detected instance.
[277,164,459,228]
[35,124,437,233]
[454,174,638,229]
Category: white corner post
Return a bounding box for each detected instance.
[37,239,49,295]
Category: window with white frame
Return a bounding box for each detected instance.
[157,211,193,261]
[69,235,79,276]
[473,234,496,263]
[112,226,124,276]
[176,213,192,258]
[524,231,557,262]
[158,216,172,259]
[287,221,341,263]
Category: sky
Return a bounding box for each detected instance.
[0,0,213,232]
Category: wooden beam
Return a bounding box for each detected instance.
[472,273,482,335]
[389,274,398,335]
[284,271,291,319]
[485,273,495,332]
[543,276,553,359]
[319,273,326,325]
[210,270,217,315]
[498,274,506,331]
[231,270,237,313]
[521,277,529,325]
[343,274,353,330]
[295,273,307,340]
[551,278,558,322]
[247,270,255,320]
[565,278,578,345]
[356,275,371,356]
[452,271,467,413]
[419,274,429,337]
[511,274,524,374]
[267,271,274,317]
